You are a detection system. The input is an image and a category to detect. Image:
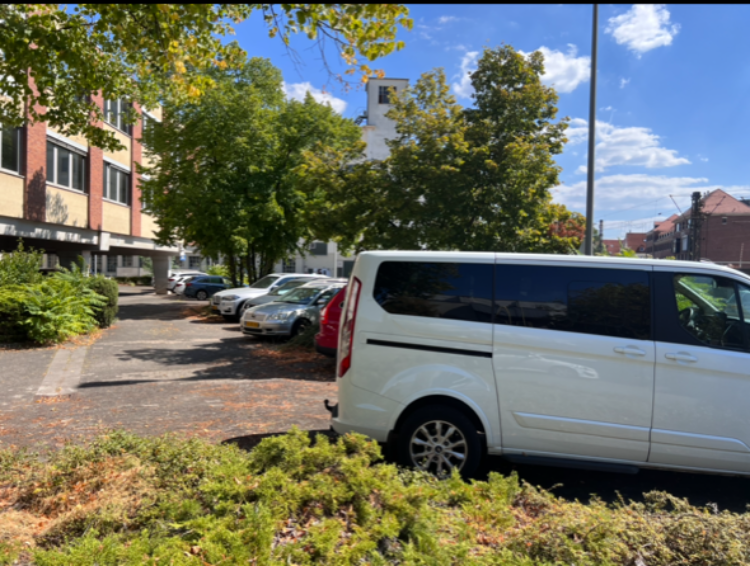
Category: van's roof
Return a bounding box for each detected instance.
[357,251,750,280]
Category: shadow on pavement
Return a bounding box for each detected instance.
[78,336,334,388]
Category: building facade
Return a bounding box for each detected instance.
[635,190,750,275]
[0,92,178,291]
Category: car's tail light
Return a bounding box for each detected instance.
[338,277,361,378]
[186,282,193,287]
[168,278,175,282]
[320,300,332,326]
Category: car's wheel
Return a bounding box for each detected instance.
[196,290,208,301]
[397,405,482,479]
[291,318,311,337]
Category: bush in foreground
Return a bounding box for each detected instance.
[1,429,749,565]
[86,276,119,328]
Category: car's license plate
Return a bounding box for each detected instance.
[245,321,260,328]
[211,305,219,311]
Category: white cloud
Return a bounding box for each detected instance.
[567,118,690,172]
[620,77,631,89]
[606,4,680,56]
[600,105,613,111]
[553,174,749,212]
[520,44,590,93]
[451,51,479,99]
[282,82,347,114]
[445,43,469,52]
[438,15,458,24]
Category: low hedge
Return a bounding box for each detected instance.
[1,429,748,565]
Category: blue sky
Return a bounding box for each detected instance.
[233,4,750,239]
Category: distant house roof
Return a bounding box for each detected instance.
[625,232,647,252]
[699,189,750,215]
[602,239,621,255]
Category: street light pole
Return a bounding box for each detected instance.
[584,4,599,255]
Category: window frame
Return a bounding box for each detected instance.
[106,255,118,273]
[103,163,131,205]
[46,141,87,192]
[378,85,394,105]
[121,256,133,268]
[104,98,133,135]
[0,125,21,174]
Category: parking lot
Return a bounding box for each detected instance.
[1,286,749,512]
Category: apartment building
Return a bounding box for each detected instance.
[636,189,750,274]
[0,93,179,292]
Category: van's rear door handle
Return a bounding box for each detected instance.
[665,352,698,363]
[614,346,646,356]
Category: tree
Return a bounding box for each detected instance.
[301,45,579,253]
[139,58,361,287]
[0,4,411,151]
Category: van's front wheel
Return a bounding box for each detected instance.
[397,406,482,479]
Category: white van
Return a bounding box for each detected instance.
[327,251,750,478]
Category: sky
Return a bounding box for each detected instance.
[232,4,750,239]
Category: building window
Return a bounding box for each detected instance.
[722,217,728,225]
[310,242,328,256]
[122,256,133,268]
[104,98,132,134]
[188,256,202,270]
[1,126,21,173]
[378,85,394,104]
[282,258,296,273]
[46,141,86,192]
[103,163,130,205]
[106,255,118,273]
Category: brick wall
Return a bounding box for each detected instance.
[23,78,46,222]
[88,93,104,231]
[701,215,750,264]
[130,102,142,237]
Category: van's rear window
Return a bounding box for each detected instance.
[373,261,493,323]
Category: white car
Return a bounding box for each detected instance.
[167,270,205,293]
[173,274,203,295]
[211,273,327,321]
[328,251,750,479]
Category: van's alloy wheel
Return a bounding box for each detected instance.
[292,318,310,337]
[398,406,482,479]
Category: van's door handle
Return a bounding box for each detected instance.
[665,352,698,363]
[614,346,646,356]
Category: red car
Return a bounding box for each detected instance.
[315,286,346,358]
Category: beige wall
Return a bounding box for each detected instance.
[0,172,24,219]
[141,213,160,239]
[46,186,89,227]
[47,124,89,149]
[102,124,131,168]
[103,201,131,235]
[140,152,156,170]
[145,106,162,121]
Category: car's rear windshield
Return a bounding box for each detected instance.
[250,275,280,289]
[277,287,324,304]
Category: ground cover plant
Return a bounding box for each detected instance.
[1,429,748,565]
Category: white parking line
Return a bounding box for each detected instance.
[36,347,88,397]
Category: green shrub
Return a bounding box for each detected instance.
[205,264,229,277]
[282,320,319,350]
[21,279,105,344]
[0,239,43,287]
[114,276,152,286]
[0,286,29,342]
[2,429,749,565]
[86,276,119,328]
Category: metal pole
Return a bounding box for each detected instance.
[584,4,598,255]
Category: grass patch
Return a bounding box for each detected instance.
[1,429,749,565]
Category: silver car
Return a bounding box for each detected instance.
[240,277,320,313]
[241,280,346,338]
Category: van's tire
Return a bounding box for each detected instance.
[397,405,482,479]
[196,290,208,301]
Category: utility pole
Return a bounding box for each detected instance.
[689,191,703,261]
[584,4,599,255]
[598,219,604,254]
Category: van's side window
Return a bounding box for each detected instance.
[673,274,746,350]
[373,262,493,323]
[494,265,651,340]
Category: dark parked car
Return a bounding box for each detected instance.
[183,276,233,300]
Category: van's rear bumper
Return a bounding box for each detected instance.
[330,381,402,444]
